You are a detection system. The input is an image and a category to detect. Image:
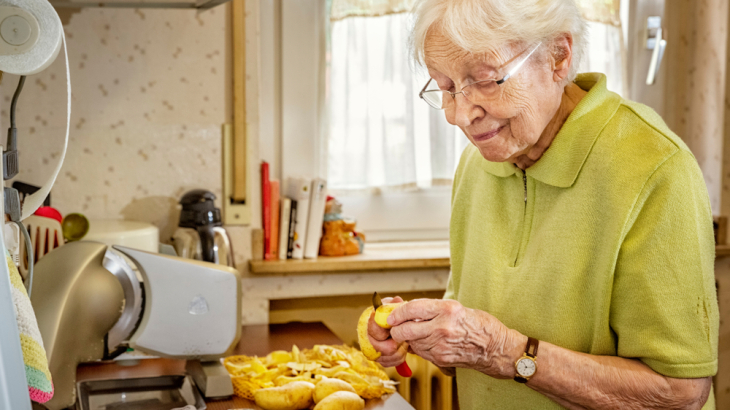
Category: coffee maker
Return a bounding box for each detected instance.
[172,189,235,267]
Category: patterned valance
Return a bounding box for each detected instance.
[330,0,415,22]
[331,0,621,27]
[575,0,621,26]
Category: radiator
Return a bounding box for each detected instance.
[386,355,457,410]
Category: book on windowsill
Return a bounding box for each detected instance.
[267,179,280,260]
[303,178,327,259]
[286,177,312,260]
[261,162,272,259]
[278,198,291,260]
[286,200,298,259]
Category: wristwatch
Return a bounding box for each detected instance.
[514,337,539,383]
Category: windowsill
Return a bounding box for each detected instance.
[249,242,730,276]
[248,241,450,275]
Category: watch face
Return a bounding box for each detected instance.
[517,358,536,377]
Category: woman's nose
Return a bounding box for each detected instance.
[452,93,481,127]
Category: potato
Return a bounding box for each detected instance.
[254,381,315,410]
[374,303,404,329]
[357,306,381,361]
[314,378,357,403]
[313,391,365,410]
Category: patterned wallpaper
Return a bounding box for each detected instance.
[1,6,230,242]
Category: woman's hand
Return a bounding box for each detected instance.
[367,296,410,368]
[387,299,526,379]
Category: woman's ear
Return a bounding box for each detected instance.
[551,33,573,82]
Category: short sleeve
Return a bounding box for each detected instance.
[610,149,718,378]
[443,271,456,300]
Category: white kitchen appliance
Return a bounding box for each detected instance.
[84,219,160,253]
[30,241,242,410]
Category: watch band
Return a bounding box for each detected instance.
[525,337,539,358]
[514,337,539,383]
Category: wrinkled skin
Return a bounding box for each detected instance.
[424,29,584,169]
[368,298,522,378]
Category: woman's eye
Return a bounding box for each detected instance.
[437,83,454,92]
[472,81,498,93]
[476,81,496,89]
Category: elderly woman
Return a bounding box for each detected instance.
[367,0,719,409]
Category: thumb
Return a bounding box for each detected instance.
[387,298,439,327]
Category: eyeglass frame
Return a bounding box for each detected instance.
[418,41,543,110]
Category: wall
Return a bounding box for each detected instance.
[624,0,729,214]
[663,0,728,215]
[3,6,231,244]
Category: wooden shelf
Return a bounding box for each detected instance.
[250,242,730,275]
[249,241,450,275]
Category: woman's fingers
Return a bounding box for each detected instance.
[367,297,409,368]
[368,295,405,343]
[376,342,409,368]
[368,311,391,341]
[391,317,439,344]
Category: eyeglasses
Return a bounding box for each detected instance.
[419,42,542,110]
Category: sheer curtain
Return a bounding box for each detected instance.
[326,0,625,192]
[576,0,627,96]
[328,12,466,192]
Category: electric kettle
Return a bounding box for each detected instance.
[172,189,235,267]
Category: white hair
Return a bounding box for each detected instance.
[409,0,588,81]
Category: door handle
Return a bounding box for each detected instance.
[646,27,666,85]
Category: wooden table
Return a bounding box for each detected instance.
[77,322,413,410]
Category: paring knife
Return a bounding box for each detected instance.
[372,292,413,378]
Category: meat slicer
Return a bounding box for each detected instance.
[29,241,242,410]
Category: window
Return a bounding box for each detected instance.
[268,0,627,242]
[326,11,467,241]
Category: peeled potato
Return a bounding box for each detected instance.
[313,391,365,410]
[373,302,404,329]
[254,381,315,410]
[357,306,381,361]
[314,378,357,403]
[267,350,293,365]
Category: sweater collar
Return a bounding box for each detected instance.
[478,73,622,187]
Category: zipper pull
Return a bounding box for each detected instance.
[522,170,527,203]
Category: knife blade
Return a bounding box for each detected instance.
[371,291,412,378]
[372,291,383,309]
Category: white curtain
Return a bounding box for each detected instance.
[327,13,467,192]
[326,5,625,192]
[580,21,627,97]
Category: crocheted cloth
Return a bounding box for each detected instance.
[7,251,54,403]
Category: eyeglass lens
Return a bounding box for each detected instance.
[423,80,501,110]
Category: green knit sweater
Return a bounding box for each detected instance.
[446,73,719,410]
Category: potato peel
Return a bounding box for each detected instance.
[224,343,395,404]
